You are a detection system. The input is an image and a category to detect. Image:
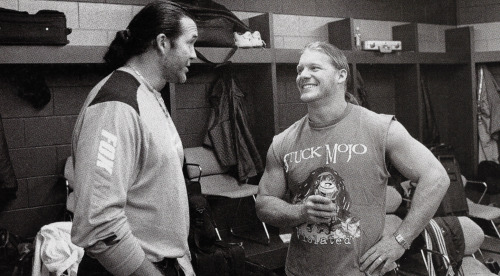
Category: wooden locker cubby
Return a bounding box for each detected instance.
[0,11,493,224]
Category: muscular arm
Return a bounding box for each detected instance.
[256,144,336,228]
[360,120,449,275]
[387,121,449,244]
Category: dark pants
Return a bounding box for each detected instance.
[78,253,185,276]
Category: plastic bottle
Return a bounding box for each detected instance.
[354,27,362,50]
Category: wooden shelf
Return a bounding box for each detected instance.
[0,46,274,65]
[0,45,468,65]
[473,51,500,63]
[0,45,108,64]
[193,47,273,64]
[417,52,468,64]
[274,48,466,65]
[274,49,300,64]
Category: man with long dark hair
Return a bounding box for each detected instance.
[69,2,197,275]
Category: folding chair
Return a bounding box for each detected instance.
[385,185,494,275]
[63,156,75,221]
[184,146,270,245]
[420,217,496,276]
[461,175,500,238]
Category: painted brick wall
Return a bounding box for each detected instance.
[0,1,452,52]
[0,65,107,238]
[7,0,456,25]
[458,22,500,52]
[458,0,500,25]
[0,64,261,238]
[457,0,500,52]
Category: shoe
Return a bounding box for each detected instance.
[234,31,253,48]
[251,31,266,48]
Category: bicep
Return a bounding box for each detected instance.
[386,120,444,183]
[258,144,287,199]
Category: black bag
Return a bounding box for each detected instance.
[191,241,246,276]
[0,228,19,275]
[478,161,500,194]
[171,0,250,47]
[0,229,33,276]
[245,260,280,276]
[434,155,469,217]
[188,193,247,276]
[188,193,218,253]
[0,8,71,45]
[183,160,246,276]
[424,217,465,276]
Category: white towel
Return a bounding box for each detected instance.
[32,221,84,276]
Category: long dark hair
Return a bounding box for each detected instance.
[104,1,193,70]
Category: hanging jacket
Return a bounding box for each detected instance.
[421,76,441,146]
[354,70,370,109]
[477,65,500,163]
[204,63,263,182]
[0,114,18,204]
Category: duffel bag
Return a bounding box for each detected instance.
[171,0,250,47]
[0,8,71,45]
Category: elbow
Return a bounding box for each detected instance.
[255,195,276,225]
[254,195,267,222]
[435,170,450,193]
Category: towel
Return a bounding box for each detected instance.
[32,221,84,276]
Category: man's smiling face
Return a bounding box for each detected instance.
[296,49,343,103]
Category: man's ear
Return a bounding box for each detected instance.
[155,33,170,52]
[337,69,348,84]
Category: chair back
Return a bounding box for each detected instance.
[64,157,75,214]
[184,147,229,178]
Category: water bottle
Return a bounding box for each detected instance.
[354,27,361,50]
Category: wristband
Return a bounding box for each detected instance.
[394,232,410,250]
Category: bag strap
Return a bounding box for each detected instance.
[195,47,237,67]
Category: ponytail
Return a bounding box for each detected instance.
[103,1,193,71]
[103,29,133,70]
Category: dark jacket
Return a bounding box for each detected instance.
[0,114,18,204]
[204,64,263,182]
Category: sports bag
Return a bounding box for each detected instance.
[422,217,465,276]
[187,192,247,276]
[0,228,33,276]
[191,241,245,276]
[0,8,71,45]
[434,155,469,217]
[478,160,500,194]
[171,0,250,47]
[0,228,19,274]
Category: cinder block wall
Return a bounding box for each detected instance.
[0,0,461,238]
[0,65,106,237]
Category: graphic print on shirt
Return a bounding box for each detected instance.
[96,129,117,175]
[292,167,359,245]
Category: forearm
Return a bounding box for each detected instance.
[256,195,306,228]
[87,231,150,276]
[395,172,449,244]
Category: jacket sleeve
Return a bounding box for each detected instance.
[71,101,145,276]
